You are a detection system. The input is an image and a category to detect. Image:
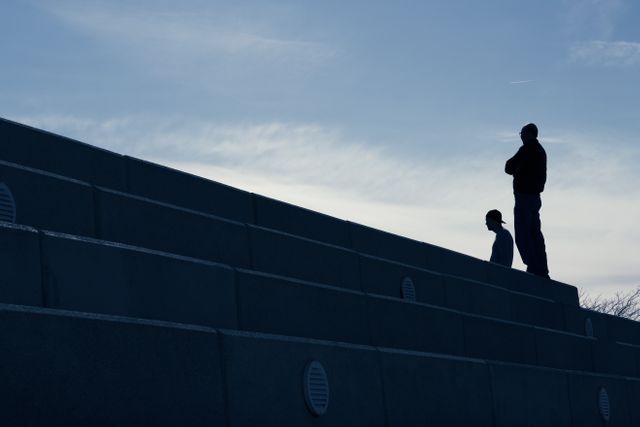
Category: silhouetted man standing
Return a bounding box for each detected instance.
[505,123,549,278]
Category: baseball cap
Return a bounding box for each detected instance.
[486,209,506,224]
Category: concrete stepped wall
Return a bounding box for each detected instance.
[5,222,640,378]
[0,159,576,318]
[0,222,590,341]
[3,117,639,425]
[0,155,577,307]
[2,303,639,426]
[0,117,578,305]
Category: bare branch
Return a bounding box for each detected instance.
[580,286,640,321]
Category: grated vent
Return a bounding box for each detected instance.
[585,318,594,338]
[599,387,610,423]
[0,183,16,223]
[303,360,329,416]
[401,277,416,302]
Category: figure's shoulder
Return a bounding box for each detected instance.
[498,228,514,242]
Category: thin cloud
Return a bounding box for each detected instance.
[36,1,337,67]
[509,80,534,85]
[570,40,640,65]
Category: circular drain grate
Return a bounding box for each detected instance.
[0,183,16,223]
[401,277,416,302]
[585,318,594,338]
[599,387,610,422]
[303,361,329,416]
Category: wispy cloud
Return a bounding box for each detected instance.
[570,40,640,65]
[12,114,640,296]
[36,1,337,68]
[509,80,534,85]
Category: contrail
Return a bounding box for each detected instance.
[509,80,534,85]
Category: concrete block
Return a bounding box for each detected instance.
[550,278,580,306]
[535,328,594,371]
[425,244,488,282]
[564,306,609,340]
[254,195,350,247]
[349,222,427,266]
[40,231,238,328]
[568,372,632,427]
[606,315,640,345]
[441,274,472,313]
[367,294,465,356]
[0,117,127,190]
[486,264,579,306]
[0,222,42,306]
[627,379,640,426]
[96,188,250,267]
[248,225,360,291]
[0,304,225,425]
[468,283,512,321]
[359,254,446,305]
[509,291,564,330]
[592,341,638,377]
[490,362,572,427]
[443,275,511,321]
[220,330,386,426]
[485,264,551,299]
[125,156,255,223]
[235,269,370,345]
[0,160,95,236]
[463,315,537,365]
[379,349,494,426]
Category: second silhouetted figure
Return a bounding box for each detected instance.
[505,123,550,278]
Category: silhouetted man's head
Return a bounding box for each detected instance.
[520,123,538,144]
[485,209,505,233]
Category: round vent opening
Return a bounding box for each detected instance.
[401,277,416,302]
[303,360,329,417]
[599,387,610,423]
[585,318,594,338]
[0,183,16,223]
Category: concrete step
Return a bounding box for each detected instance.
[94,187,251,268]
[0,303,226,425]
[358,253,566,329]
[7,223,580,340]
[0,159,95,237]
[0,117,127,190]
[125,155,256,224]
[353,222,577,305]
[35,228,640,375]
[489,361,636,427]
[40,230,238,329]
[232,271,638,377]
[1,302,638,426]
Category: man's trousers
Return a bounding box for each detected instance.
[514,192,549,278]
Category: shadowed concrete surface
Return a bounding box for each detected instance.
[1,116,639,425]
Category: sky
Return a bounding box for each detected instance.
[1,0,639,298]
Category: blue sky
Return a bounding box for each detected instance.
[1,0,639,297]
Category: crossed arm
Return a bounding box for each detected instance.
[505,146,524,175]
